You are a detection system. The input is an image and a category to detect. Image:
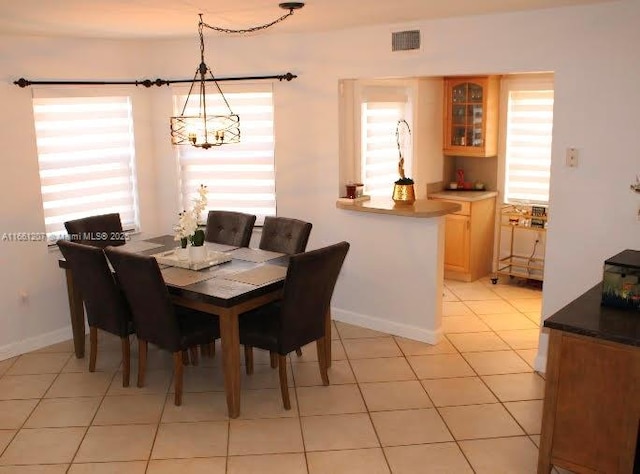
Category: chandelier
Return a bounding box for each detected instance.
[170,3,305,149]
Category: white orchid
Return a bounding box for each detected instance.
[174,185,208,242]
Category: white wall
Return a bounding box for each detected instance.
[1,1,639,367]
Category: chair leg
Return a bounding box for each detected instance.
[278,355,291,410]
[270,351,278,369]
[295,348,303,357]
[89,327,98,372]
[182,350,190,365]
[121,336,130,388]
[173,352,183,406]
[137,339,148,388]
[316,337,329,386]
[189,346,199,366]
[244,345,254,375]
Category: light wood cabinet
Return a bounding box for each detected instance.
[443,76,500,157]
[431,196,496,282]
[443,214,470,273]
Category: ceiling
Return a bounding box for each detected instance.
[0,0,613,39]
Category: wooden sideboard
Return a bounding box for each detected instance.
[539,284,640,473]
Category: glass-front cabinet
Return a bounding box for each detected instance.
[443,76,500,157]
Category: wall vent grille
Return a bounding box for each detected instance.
[392,30,420,51]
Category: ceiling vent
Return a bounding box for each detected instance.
[392,30,420,52]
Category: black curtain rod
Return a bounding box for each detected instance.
[13,72,297,88]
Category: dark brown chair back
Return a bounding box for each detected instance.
[259,216,312,255]
[277,241,349,354]
[57,240,131,337]
[104,247,182,352]
[204,211,256,247]
[64,213,126,248]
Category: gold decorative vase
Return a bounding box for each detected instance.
[392,184,416,205]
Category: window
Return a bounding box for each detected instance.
[173,83,276,225]
[359,86,413,197]
[501,76,554,204]
[32,91,139,240]
[361,101,412,196]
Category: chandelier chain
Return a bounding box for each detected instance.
[200,8,296,35]
[171,4,302,149]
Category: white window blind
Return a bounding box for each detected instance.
[360,101,411,197]
[32,93,139,239]
[174,84,276,225]
[504,88,554,204]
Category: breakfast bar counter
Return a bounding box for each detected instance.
[332,196,462,346]
[335,198,461,217]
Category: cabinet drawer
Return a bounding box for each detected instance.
[432,199,471,216]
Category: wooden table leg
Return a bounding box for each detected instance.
[219,309,241,418]
[64,268,85,359]
[324,309,332,368]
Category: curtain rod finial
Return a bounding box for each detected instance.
[14,78,30,88]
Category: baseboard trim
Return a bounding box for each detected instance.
[534,353,547,374]
[331,307,442,344]
[0,326,75,361]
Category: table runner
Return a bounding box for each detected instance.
[161,267,217,287]
[221,264,287,286]
[229,247,285,263]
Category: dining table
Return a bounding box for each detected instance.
[58,234,333,418]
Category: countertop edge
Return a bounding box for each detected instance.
[543,283,640,347]
[335,198,461,218]
[429,190,498,202]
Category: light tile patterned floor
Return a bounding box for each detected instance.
[0,277,559,473]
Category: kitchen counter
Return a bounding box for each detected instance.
[543,283,640,347]
[428,190,498,202]
[336,198,460,218]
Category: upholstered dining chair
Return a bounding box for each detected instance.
[204,210,256,247]
[254,216,312,362]
[57,240,134,387]
[104,247,220,406]
[259,216,312,255]
[64,213,126,248]
[239,241,350,409]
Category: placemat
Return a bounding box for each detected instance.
[120,240,164,253]
[207,278,257,298]
[229,247,285,263]
[161,267,217,287]
[221,264,287,286]
[205,242,239,252]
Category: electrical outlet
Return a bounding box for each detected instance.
[566,147,578,167]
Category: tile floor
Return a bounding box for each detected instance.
[0,277,564,473]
